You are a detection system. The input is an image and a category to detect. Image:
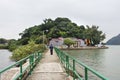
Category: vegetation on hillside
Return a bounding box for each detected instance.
[18,17,105,46]
[0,38,8,49]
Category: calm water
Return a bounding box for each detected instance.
[64,45,120,80]
[0,49,14,70]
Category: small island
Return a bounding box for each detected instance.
[0,17,107,61]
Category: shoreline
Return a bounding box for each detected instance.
[60,46,108,50]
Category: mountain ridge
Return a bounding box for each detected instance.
[106,34,120,45]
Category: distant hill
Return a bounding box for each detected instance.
[106,34,120,45]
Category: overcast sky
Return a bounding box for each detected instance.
[0,0,120,42]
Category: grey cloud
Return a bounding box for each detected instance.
[0,0,120,42]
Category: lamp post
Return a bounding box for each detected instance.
[43,30,48,44]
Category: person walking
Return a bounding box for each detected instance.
[49,44,53,55]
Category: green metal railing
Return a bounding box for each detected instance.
[54,47,109,80]
[0,51,42,80]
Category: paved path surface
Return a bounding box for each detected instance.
[27,49,72,80]
[0,61,29,80]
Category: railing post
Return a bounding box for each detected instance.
[68,56,69,76]
[31,54,34,71]
[33,54,34,65]
[60,51,63,63]
[73,60,75,80]
[29,55,32,74]
[20,62,22,73]
[59,51,61,60]
[66,55,68,68]
[66,55,69,76]
[20,61,23,79]
[59,51,63,62]
[85,67,88,80]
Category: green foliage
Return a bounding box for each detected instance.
[0,38,7,44]
[17,37,29,45]
[11,41,46,61]
[64,38,75,48]
[17,17,105,46]
[84,25,105,46]
[0,38,8,49]
[8,39,18,51]
[0,44,8,49]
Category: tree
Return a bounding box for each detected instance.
[18,17,106,46]
[0,38,7,44]
[84,25,105,46]
[8,39,18,51]
[64,38,75,48]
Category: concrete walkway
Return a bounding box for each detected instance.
[27,49,72,80]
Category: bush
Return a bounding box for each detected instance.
[64,38,75,48]
[8,39,18,51]
[0,44,8,49]
[11,41,46,61]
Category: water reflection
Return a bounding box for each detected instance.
[64,46,120,80]
[0,49,14,70]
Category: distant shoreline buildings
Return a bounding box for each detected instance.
[49,37,86,48]
[49,37,107,49]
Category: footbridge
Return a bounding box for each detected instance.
[0,47,108,80]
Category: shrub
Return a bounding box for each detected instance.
[11,41,46,61]
[8,39,18,51]
[64,38,75,48]
[0,44,8,49]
